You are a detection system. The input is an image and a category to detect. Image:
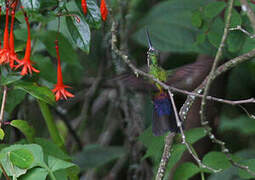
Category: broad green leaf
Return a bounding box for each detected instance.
[0,67,22,86]
[173,162,200,180]
[132,0,211,53]
[220,115,255,135]
[227,31,245,52]
[75,0,102,29]
[10,149,34,169]
[202,151,231,172]
[5,89,26,114]
[185,127,207,144]
[65,16,91,53]
[74,144,126,170]
[207,17,224,48]
[195,33,206,45]
[48,155,78,172]
[139,126,165,162]
[238,159,255,179]
[20,168,48,180]
[204,1,226,19]
[14,82,55,105]
[10,120,35,143]
[226,8,242,28]
[32,55,57,83]
[0,128,4,140]
[34,138,71,161]
[192,11,202,28]
[167,128,207,172]
[39,31,79,66]
[0,144,45,177]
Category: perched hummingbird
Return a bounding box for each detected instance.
[114,32,214,136]
[146,30,179,136]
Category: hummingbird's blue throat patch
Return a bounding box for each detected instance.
[153,98,172,117]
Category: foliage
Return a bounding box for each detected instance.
[0,0,253,179]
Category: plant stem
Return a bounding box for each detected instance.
[38,100,65,151]
[0,86,7,128]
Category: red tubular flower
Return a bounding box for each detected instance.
[0,5,10,64]
[9,4,19,69]
[100,0,108,21]
[15,9,40,75]
[52,39,74,101]
[81,0,87,15]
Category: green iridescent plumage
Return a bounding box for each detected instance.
[146,30,167,90]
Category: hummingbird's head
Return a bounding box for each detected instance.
[146,29,159,65]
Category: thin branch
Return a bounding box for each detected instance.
[0,163,10,180]
[167,90,220,173]
[230,25,255,38]
[200,0,234,126]
[0,86,8,128]
[155,132,176,180]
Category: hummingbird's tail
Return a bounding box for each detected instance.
[152,91,180,136]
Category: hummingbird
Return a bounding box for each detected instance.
[114,32,214,136]
[146,30,179,136]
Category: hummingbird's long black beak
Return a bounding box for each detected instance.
[146,28,153,51]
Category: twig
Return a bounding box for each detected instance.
[155,132,176,180]
[229,25,255,38]
[0,163,10,180]
[0,86,8,128]
[200,0,234,126]
[168,90,221,173]
[240,0,255,32]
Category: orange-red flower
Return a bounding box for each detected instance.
[15,11,39,75]
[52,39,74,101]
[81,0,87,15]
[9,5,19,69]
[0,6,10,65]
[100,0,108,21]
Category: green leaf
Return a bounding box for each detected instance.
[32,55,57,83]
[202,151,231,172]
[139,126,165,162]
[227,31,245,52]
[220,115,255,135]
[34,138,71,161]
[0,128,4,140]
[207,17,224,48]
[192,11,202,28]
[0,144,45,177]
[10,149,34,169]
[39,31,79,66]
[204,1,226,19]
[10,120,35,143]
[227,8,242,28]
[14,82,55,105]
[48,155,78,172]
[238,159,255,179]
[74,144,126,170]
[0,67,22,86]
[167,128,207,171]
[185,127,207,144]
[65,16,91,53]
[5,89,26,114]
[173,162,200,180]
[75,0,102,29]
[132,0,211,53]
[195,33,206,45]
[20,168,48,180]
